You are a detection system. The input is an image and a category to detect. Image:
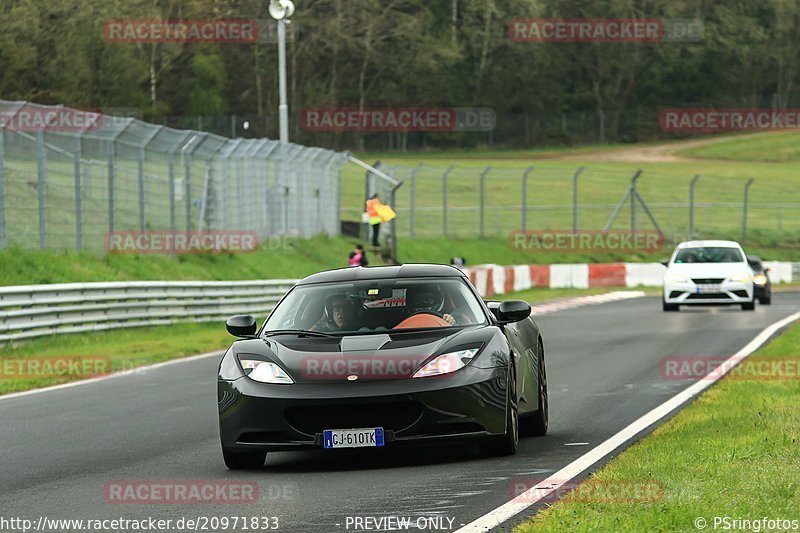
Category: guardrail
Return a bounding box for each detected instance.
[0,280,298,343]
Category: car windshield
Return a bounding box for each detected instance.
[674,247,744,264]
[264,278,488,335]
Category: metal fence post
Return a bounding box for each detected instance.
[168,153,176,233]
[443,166,454,236]
[0,125,6,248]
[630,170,642,233]
[182,135,200,230]
[479,166,491,237]
[743,178,754,243]
[689,175,700,239]
[73,134,83,250]
[409,163,423,238]
[140,126,162,233]
[522,167,534,232]
[107,138,116,240]
[37,131,46,249]
[572,166,584,232]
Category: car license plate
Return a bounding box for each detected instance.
[323,428,384,449]
[696,284,721,294]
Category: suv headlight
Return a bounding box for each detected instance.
[667,272,689,283]
[753,274,768,286]
[728,272,752,283]
[239,355,294,384]
[413,348,480,378]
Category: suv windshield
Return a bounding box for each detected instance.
[674,247,744,264]
[264,278,488,335]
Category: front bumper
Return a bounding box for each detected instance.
[663,280,754,305]
[218,365,508,452]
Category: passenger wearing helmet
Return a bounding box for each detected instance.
[311,293,360,332]
[406,284,458,325]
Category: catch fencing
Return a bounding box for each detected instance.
[341,163,800,244]
[0,100,348,252]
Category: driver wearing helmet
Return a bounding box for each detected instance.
[311,293,360,332]
[406,284,458,325]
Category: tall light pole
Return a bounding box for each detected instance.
[269,0,295,145]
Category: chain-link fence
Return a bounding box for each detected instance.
[0,100,348,252]
[341,163,800,245]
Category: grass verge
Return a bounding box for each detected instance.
[0,322,230,395]
[3,236,796,287]
[516,320,800,532]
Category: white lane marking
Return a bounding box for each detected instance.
[0,350,224,401]
[532,291,646,315]
[456,311,800,533]
[564,443,589,446]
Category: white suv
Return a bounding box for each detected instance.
[662,240,756,312]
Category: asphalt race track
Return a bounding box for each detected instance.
[2,293,799,533]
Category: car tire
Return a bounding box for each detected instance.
[521,340,548,437]
[222,448,267,470]
[759,295,771,305]
[480,370,518,457]
[663,300,679,312]
[741,298,756,311]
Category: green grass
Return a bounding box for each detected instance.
[516,320,800,532]
[0,235,381,285]
[0,322,230,395]
[678,131,800,162]
[2,235,798,288]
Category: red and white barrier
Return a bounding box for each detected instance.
[463,262,795,297]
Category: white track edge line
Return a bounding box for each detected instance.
[0,350,224,401]
[456,310,800,533]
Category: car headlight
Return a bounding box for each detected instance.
[753,274,768,286]
[239,356,294,384]
[666,272,689,283]
[728,272,752,283]
[413,348,480,379]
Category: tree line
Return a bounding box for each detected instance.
[1,0,798,148]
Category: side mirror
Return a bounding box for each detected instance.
[226,315,257,337]
[496,300,531,324]
[660,259,669,267]
[764,267,771,273]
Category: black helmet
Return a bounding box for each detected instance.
[406,284,444,314]
[324,292,358,321]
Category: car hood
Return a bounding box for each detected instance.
[667,262,751,279]
[263,328,489,383]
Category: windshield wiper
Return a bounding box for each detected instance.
[263,329,337,338]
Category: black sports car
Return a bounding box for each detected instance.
[217,264,548,469]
